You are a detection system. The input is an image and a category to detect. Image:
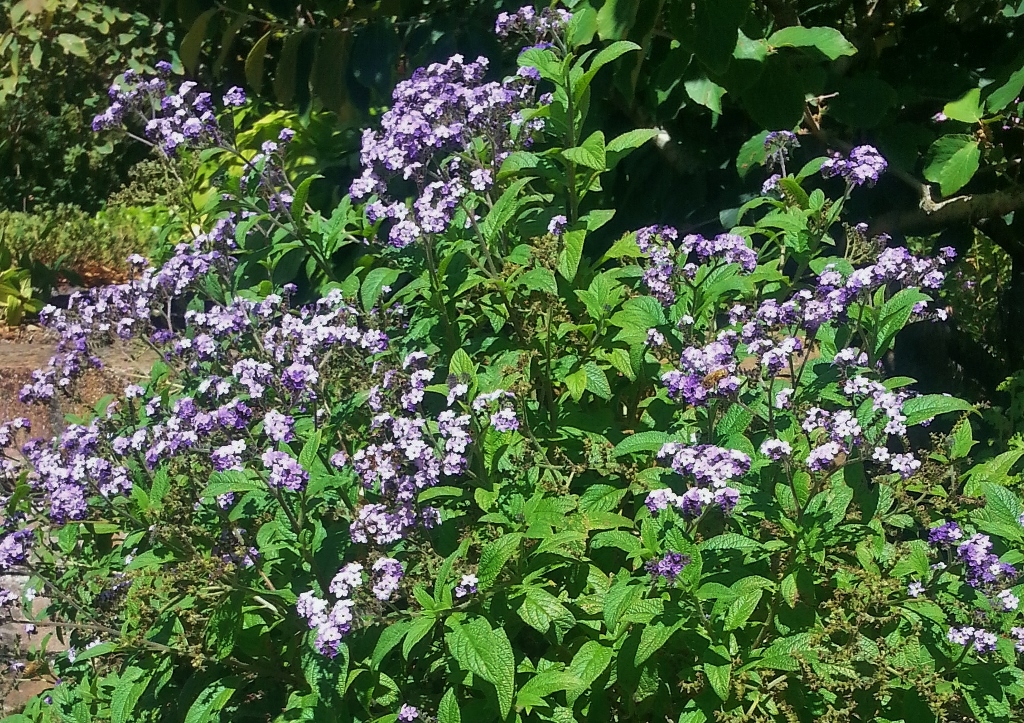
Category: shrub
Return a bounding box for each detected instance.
[0,205,163,276]
[1,7,1023,723]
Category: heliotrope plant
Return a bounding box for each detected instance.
[1,5,1023,723]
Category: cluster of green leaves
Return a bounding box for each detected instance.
[5,7,1024,723]
[0,0,178,211]
[0,205,162,273]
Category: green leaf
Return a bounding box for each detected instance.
[57,33,89,58]
[207,594,242,660]
[477,533,523,589]
[704,663,732,700]
[584,362,612,400]
[519,268,559,295]
[402,615,435,659]
[923,134,981,196]
[612,431,674,457]
[606,128,660,154]
[901,394,974,426]
[480,177,535,242]
[517,587,571,634]
[767,26,857,59]
[724,589,763,630]
[563,131,607,171]
[179,9,217,71]
[111,667,153,723]
[565,368,588,402]
[438,688,461,723]
[873,288,929,356]
[685,76,727,114]
[183,676,241,723]
[202,471,263,499]
[964,449,1024,495]
[943,88,984,123]
[245,32,273,94]
[987,64,1024,112]
[567,640,613,704]
[449,348,476,381]
[361,266,400,312]
[372,620,410,668]
[699,533,760,552]
[557,229,586,282]
[291,174,323,223]
[736,131,770,178]
[635,621,676,666]
[447,619,516,718]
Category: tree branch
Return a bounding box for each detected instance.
[870,185,1024,237]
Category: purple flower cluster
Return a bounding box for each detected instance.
[645,551,690,583]
[635,226,757,306]
[473,389,520,433]
[929,522,1018,591]
[821,145,888,187]
[297,556,405,658]
[20,222,239,404]
[764,130,799,170]
[297,563,362,658]
[92,64,239,156]
[947,625,999,654]
[347,358,479,546]
[647,443,750,518]
[455,573,479,599]
[351,54,542,248]
[494,5,572,41]
[661,331,742,407]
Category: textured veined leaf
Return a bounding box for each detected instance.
[635,621,677,666]
[901,394,974,426]
[438,688,461,723]
[611,431,674,457]
[704,662,732,700]
[183,676,242,723]
[447,620,516,718]
[477,533,523,589]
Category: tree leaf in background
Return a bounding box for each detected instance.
[923,134,980,196]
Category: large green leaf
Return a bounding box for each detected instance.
[768,26,857,59]
[447,619,516,718]
[477,533,523,589]
[923,134,980,196]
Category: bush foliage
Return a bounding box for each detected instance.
[3,4,1024,723]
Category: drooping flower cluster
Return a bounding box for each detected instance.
[647,443,750,518]
[297,563,361,658]
[821,145,888,187]
[296,556,406,658]
[351,54,543,248]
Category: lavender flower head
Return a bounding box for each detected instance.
[764,130,799,170]
[821,145,888,187]
[351,53,543,248]
[645,551,690,583]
